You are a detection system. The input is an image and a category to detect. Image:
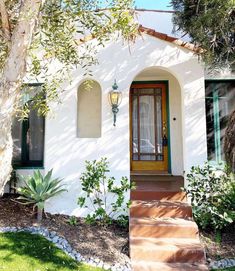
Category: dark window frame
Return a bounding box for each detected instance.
[205,79,235,163]
[12,83,45,169]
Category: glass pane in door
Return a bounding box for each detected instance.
[132,96,138,160]
[131,87,165,162]
[139,95,155,160]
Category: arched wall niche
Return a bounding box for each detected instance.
[77,80,102,138]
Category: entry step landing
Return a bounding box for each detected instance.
[131,170,170,176]
[130,177,208,271]
[131,173,184,183]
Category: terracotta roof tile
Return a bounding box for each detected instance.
[76,25,202,54]
[139,25,202,53]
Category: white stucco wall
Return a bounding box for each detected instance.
[9,10,232,217]
[39,33,207,216]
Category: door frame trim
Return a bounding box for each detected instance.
[130,80,172,174]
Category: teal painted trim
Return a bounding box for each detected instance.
[206,79,235,82]
[205,79,235,163]
[13,167,44,170]
[213,90,221,162]
[132,80,172,174]
[165,81,172,174]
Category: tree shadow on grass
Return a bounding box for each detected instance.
[0,232,81,271]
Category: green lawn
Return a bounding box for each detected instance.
[0,232,105,271]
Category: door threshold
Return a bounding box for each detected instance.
[130,170,171,176]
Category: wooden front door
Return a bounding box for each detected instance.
[130,83,168,172]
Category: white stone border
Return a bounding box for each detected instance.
[209,259,235,270]
[0,226,131,271]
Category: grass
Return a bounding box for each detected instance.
[0,232,105,271]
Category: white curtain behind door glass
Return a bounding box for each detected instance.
[156,95,163,157]
[139,96,155,160]
[132,96,138,160]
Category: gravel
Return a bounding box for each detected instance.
[0,226,131,271]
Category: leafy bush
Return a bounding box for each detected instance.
[17,170,67,222]
[185,163,235,231]
[67,216,78,226]
[78,157,135,226]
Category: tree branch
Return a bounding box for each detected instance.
[0,0,11,43]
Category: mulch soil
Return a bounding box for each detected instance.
[1,194,235,266]
[200,223,235,261]
[0,194,129,265]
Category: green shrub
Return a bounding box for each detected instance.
[17,170,67,222]
[185,163,235,231]
[67,216,78,226]
[78,157,134,226]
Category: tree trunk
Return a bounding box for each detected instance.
[224,109,235,172]
[0,0,43,195]
[0,113,13,195]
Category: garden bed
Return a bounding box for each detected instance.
[0,231,104,271]
[200,223,235,261]
[0,194,129,266]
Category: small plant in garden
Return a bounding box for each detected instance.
[17,170,67,222]
[78,157,135,226]
[185,162,235,231]
[68,216,78,226]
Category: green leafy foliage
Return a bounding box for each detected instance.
[185,162,235,231]
[67,216,78,226]
[171,0,235,69]
[15,0,138,117]
[17,170,67,221]
[78,157,135,226]
[224,109,235,172]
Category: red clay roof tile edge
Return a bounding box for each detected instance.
[139,25,203,53]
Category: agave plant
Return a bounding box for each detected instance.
[17,170,67,222]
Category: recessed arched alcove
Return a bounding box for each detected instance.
[129,67,184,176]
[77,80,102,138]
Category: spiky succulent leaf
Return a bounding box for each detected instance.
[17,170,67,210]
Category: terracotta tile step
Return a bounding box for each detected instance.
[132,180,184,191]
[131,175,184,184]
[130,237,206,263]
[131,191,187,201]
[131,261,208,271]
[130,217,199,239]
[130,200,192,219]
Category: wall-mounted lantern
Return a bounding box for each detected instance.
[108,80,122,126]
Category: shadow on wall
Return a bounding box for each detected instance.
[45,34,205,216]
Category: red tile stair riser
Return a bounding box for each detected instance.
[130,200,192,218]
[130,178,208,271]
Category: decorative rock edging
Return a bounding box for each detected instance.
[209,258,235,270]
[0,226,131,271]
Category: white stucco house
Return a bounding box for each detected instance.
[9,9,235,217]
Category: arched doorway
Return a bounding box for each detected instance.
[129,67,183,175]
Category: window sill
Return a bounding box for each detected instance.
[13,166,45,170]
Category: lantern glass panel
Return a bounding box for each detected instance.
[109,91,122,106]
